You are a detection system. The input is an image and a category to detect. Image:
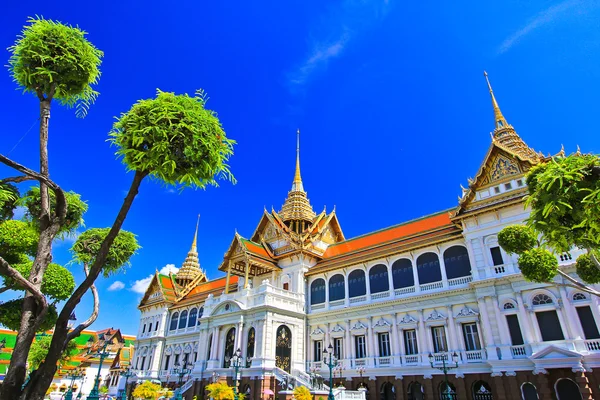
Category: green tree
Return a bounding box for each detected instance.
[27,335,77,370]
[132,381,162,400]
[293,386,312,400]
[206,382,235,400]
[498,153,600,296]
[99,386,108,395]
[1,17,235,400]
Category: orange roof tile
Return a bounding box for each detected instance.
[177,276,239,305]
[241,238,271,259]
[323,210,453,258]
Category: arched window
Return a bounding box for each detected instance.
[573,293,587,301]
[555,378,582,400]
[310,279,326,305]
[348,270,366,298]
[169,312,179,331]
[532,294,553,306]
[329,274,345,302]
[380,382,395,400]
[392,259,414,289]
[199,306,204,318]
[439,382,456,400]
[275,325,292,373]
[443,246,471,279]
[504,302,516,310]
[246,328,255,367]
[472,381,492,400]
[188,308,198,327]
[416,253,441,284]
[521,383,539,400]
[223,328,236,368]
[369,264,389,294]
[206,334,212,360]
[407,382,423,400]
[179,310,188,329]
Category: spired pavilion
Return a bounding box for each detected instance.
[134,74,600,400]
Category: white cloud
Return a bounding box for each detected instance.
[497,0,583,54]
[108,281,125,291]
[287,0,390,90]
[130,264,179,294]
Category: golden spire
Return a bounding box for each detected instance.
[484,71,508,130]
[291,129,304,192]
[175,215,206,286]
[191,214,200,251]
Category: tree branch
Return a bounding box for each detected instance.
[555,269,600,297]
[0,256,47,309]
[66,264,99,342]
[0,155,60,191]
[0,176,35,184]
[0,286,14,295]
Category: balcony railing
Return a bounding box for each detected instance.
[349,296,366,304]
[448,276,473,286]
[395,286,415,296]
[329,299,345,308]
[585,339,600,352]
[463,349,485,362]
[371,291,390,300]
[420,281,443,291]
[510,345,528,358]
[402,354,419,365]
[376,357,391,366]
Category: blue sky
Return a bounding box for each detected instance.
[1,1,599,335]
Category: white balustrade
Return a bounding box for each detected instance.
[402,354,419,365]
[329,299,345,308]
[371,291,390,300]
[464,349,485,362]
[394,286,415,296]
[420,281,443,291]
[349,296,367,304]
[510,345,528,358]
[377,357,391,366]
[448,276,473,286]
[585,339,600,352]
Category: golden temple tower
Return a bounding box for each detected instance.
[279,130,316,233]
[175,215,207,286]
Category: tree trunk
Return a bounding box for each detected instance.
[22,170,147,400]
[0,98,53,400]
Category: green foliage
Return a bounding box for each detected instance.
[498,225,537,255]
[99,386,108,394]
[0,220,38,264]
[518,248,559,283]
[0,299,57,332]
[5,261,75,301]
[21,187,88,238]
[0,184,19,221]
[8,17,103,116]
[70,228,140,277]
[28,335,77,370]
[526,154,600,253]
[576,252,600,284]
[131,380,162,400]
[109,89,236,189]
[206,382,235,400]
[294,386,312,400]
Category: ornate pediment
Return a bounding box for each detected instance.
[398,314,417,324]
[331,324,345,333]
[455,305,478,319]
[426,310,446,322]
[373,318,391,328]
[184,344,192,354]
[350,321,368,331]
[310,327,325,336]
[212,301,242,316]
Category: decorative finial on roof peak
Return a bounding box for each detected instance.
[484,71,508,130]
[292,129,304,192]
[191,214,200,251]
[576,145,582,155]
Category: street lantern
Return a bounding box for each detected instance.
[429,352,459,400]
[323,344,337,400]
[171,361,193,400]
[120,367,136,400]
[85,336,114,400]
[231,348,243,400]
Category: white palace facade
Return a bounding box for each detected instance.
[133,76,600,400]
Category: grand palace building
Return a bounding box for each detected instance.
[134,75,600,400]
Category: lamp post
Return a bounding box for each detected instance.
[171,361,193,400]
[120,367,135,400]
[428,352,459,400]
[86,335,114,400]
[230,348,243,400]
[323,344,337,400]
[64,370,84,400]
[356,366,365,389]
[211,371,220,383]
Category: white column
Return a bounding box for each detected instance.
[325,322,331,349]
[387,264,395,297]
[346,321,355,360]
[235,318,245,352]
[412,257,420,292]
[418,310,430,365]
[477,296,498,360]
[344,274,350,307]
[438,252,449,287]
[558,286,582,339]
[364,266,371,300]
[390,314,400,364]
[324,275,330,308]
[446,306,459,351]
[367,318,375,365]
[464,238,480,280]
[515,292,537,343]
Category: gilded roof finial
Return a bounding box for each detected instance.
[292,129,304,192]
[191,214,200,251]
[484,71,508,130]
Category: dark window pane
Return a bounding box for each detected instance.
[506,314,524,345]
[310,279,326,305]
[348,270,366,298]
[329,274,345,301]
[416,253,441,284]
[443,246,472,279]
[179,311,188,329]
[521,383,538,400]
[369,264,389,294]
[577,306,600,339]
[170,313,179,331]
[490,247,504,266]
[536,311,564,341]
[392,259,414,289]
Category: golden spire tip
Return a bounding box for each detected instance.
[191,214,200,250]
